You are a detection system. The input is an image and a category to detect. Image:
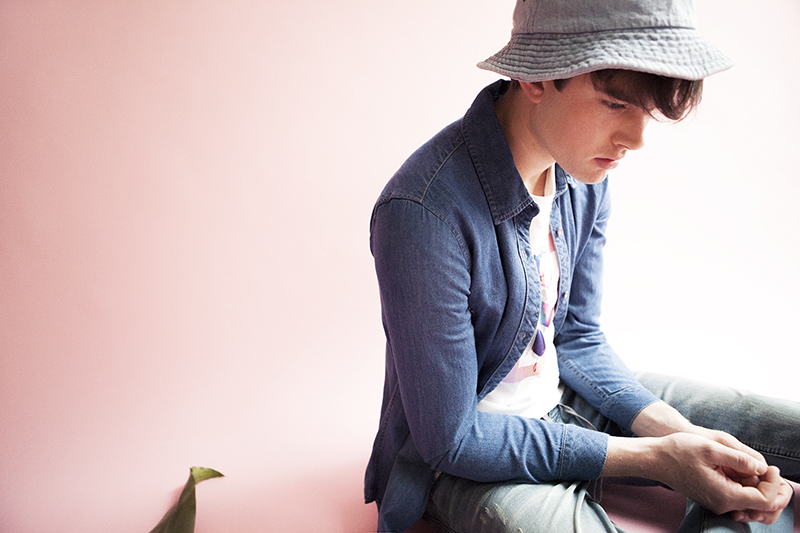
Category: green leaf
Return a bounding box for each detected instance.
[148,467,224,533]
[190,467,224,484]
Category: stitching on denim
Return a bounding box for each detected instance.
[420,139,465,204]
[558,423,568,480]
[562,359,607,401]
[370,383,401,500]
[743,443,800,460]
[374,197,471,271]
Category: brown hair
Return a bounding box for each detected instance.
[552,69,703,121]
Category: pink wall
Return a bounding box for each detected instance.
[1,1,798,532]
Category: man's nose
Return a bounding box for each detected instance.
[615,112,650,151]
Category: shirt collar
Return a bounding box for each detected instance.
[461,80,571,225]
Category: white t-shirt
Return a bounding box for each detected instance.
[478,166,563,419]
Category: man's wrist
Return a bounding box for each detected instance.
[602,435,663,480]
[630,400,694,437]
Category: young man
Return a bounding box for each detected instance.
[364,0,800,531]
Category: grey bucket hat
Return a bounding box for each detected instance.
[478,0,733,81]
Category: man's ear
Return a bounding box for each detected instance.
[518,81,546,104]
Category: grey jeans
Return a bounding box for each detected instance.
[424,373,799,533]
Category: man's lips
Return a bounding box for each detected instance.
[594,157,621,170]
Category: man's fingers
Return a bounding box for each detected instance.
[690,426,768,468]
[704,447,784,514]
[711,443,767,479]
[730,471,793,524]
[661,433,789,518]
[758,470,793,511]
[712,430,767,464]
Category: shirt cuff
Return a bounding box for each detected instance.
[558,423,609,480]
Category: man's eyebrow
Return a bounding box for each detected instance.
[601,84,652,109]
[601,87,633,103]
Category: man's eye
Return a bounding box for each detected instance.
[604,100,626,110]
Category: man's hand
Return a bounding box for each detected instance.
[605,401,792,523]
[680,425,793,523]
[727,466,794,524]
[680,424,767,470]
[653,432,791,521]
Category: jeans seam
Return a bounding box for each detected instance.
[744,443,800,460]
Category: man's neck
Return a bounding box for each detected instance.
[494,85,554,197]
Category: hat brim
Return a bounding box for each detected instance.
[477,27,733,81]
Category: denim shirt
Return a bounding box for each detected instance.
[365,80,659,532]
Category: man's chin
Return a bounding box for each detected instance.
[563,168,610,185]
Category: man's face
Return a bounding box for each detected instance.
[526,73,652,184]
